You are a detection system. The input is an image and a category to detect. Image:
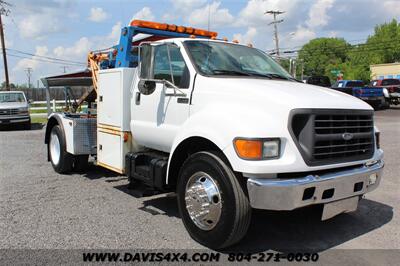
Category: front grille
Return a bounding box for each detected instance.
[0,108,19,116]
[290,109,375,166]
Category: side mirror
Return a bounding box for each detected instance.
[138,80,156,95]
[139,44,153,80]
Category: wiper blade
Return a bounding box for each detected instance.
[211,69,251,76]
[242,71,296,81]
[265,73,291,80]
[265,73,301,82]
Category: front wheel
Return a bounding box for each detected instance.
[177,151,251,249]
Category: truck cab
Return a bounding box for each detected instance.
[44,20,384,249]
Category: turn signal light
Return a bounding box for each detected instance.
[234,138,281,160]
[130,20,218,38]
[234,139,263,160]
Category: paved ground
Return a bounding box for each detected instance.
[0,108,399,252]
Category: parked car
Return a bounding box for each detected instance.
[370,79,400,106]
[331,80,387,109]
[0,91,31,129]
[304,75,331,87]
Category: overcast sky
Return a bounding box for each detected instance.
[1,0,399,86]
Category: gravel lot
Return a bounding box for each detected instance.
[0,109,399,252]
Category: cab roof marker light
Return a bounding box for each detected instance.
[130,20,218,38]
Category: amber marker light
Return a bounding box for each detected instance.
[234,138,281,160]
[234,139,263,160]
[130,20,218,38]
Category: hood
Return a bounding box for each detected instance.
[0,101,28,109]
[194,76,373,111]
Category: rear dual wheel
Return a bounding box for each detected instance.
[177,151,251,249]
[49,125,88,174]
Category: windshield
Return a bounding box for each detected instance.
[346,81,364,88]
[184,41,293,80]
[382,79,400,86]
[0,92,26,103]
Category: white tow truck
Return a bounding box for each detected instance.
[44,20,384,249]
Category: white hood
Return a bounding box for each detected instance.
[0,101,28,109]
[194,76,373,111]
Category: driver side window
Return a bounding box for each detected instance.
[153,45,190,88]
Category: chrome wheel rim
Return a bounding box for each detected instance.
[185,171,222,231]
[50,131,61,165]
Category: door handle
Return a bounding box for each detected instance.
[135,92,141,105]
[177,98,189,104]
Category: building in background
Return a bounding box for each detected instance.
[370,63,400,80]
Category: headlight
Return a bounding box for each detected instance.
[234,138,281,160]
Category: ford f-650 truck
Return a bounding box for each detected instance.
[44,20,384,249]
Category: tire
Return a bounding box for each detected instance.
[48,125,73,174]
[74,155,89,172]
[177,151,251,249]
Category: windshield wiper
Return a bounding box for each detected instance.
[236,70,295,81]
[264,73,302,82]
[211,69,251,76]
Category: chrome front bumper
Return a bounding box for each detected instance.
[0,115,30,124]
[247,160,384,210]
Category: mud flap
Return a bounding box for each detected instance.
[322,196,359,221]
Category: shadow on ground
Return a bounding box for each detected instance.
[82,165,393,253]
[82,163,122,180]
[232,199,393,253]
[114,177,393,253]
[0,123,44,131]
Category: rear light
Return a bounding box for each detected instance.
[389,87,395,93]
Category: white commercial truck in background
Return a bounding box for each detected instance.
[44,20,384,249]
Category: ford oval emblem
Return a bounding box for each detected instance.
[342,133,354,141]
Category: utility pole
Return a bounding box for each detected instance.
[25,67,32,89]
[0,0,11,91]
[265,10,284,57]
[60,66,68,73]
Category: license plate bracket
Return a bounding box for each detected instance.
[322,196,359,221]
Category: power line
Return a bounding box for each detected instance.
[266,38,370,53]
[265,10,284,57]
[277,38,400,56]
[6,48,86,65]
[4,53,87,67]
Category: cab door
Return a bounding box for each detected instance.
[131,43,192,152]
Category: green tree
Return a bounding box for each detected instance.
[298,38,350,77]
[1,82,17,90]
[366,19,400,64]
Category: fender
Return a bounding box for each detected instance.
[166,103,289,183]
[44,113,65,144]
[44,113,67,161]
